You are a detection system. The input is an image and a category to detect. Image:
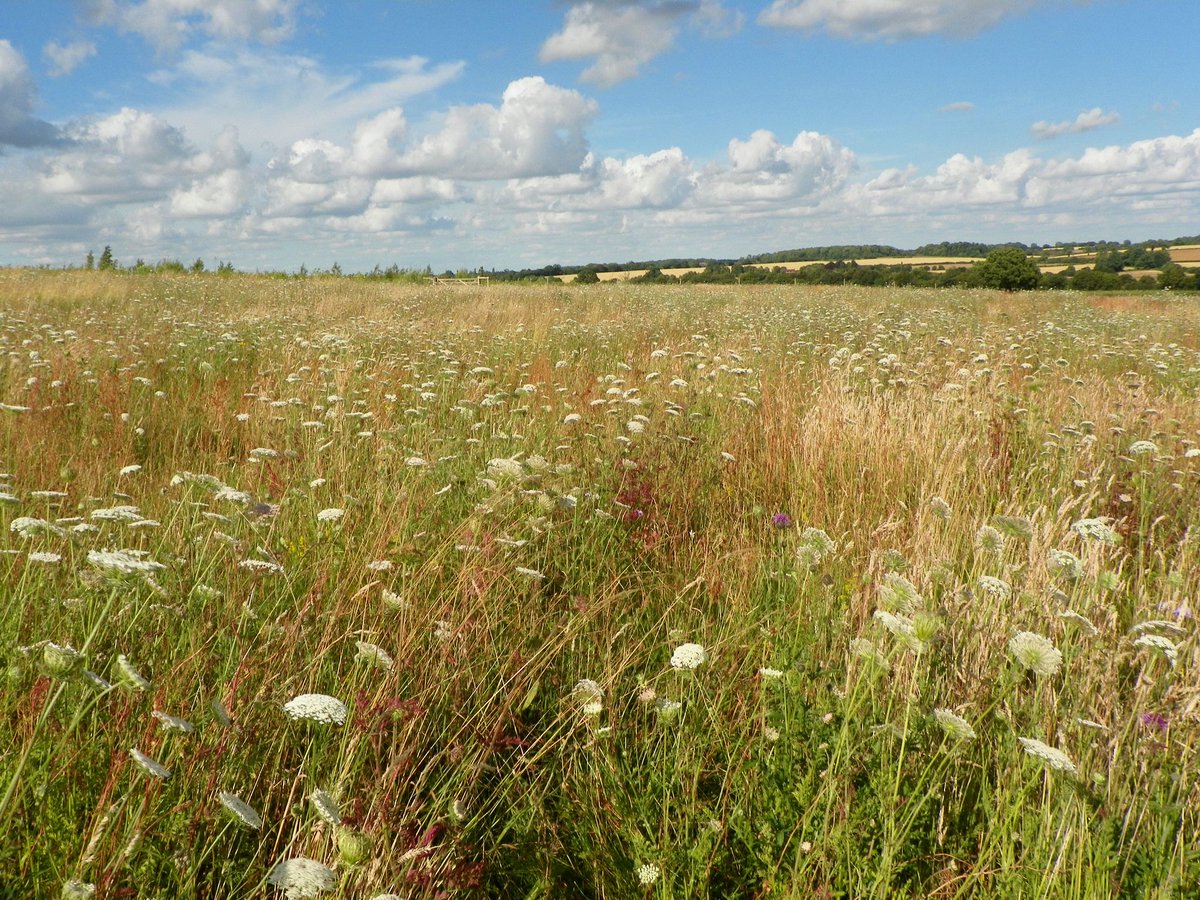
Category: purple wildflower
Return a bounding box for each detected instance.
[1139,712,1168,732]
[772,513,793,529]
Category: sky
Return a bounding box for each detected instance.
[0,0,1198,273]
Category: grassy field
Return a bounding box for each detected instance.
[1,272,1197,898]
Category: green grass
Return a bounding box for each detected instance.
[0,271,1197,898]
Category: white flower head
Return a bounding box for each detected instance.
[1072,517,1120,545]
[1128,439,1158,456]
[932,708,976,742]
[129,748,171,780]
[152,710,196,734]
[1047,548,1084,581]
[309,788,342,826]
[316,507,344,523]
[283,693,347,726]
[219,790,263,830]
[1018,737,1077,776]
[978,575,1012,600]
[1133,634,1178,667]
[354,640,394,671]
[115,654,151,691]
[636,863,661,885]
[669,642,708,670]
[267,857,337,899]
[1008,631,1062,677]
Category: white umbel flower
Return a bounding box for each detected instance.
[267,857,336,899]
[932,708,976,742]
[309,788,342,826]
[1133,634,1178,667]
[316,508,344,523]
[669,642,708,670]
[354,640,394,671]
[636,863,661,885]
[128,748,171,780]
[283,694,347,726]
[1017,737,1078,776]
[219,791,263,830]
[1008,632,1062,677]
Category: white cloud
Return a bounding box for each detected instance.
[385,76,598,180]
[758,0,1072,40]
[698,129,857,206]
[87,0,300,50]
[39,108,249,206]
[1031,107,1119,139]
[43,40,98,77]
[541,1,742,87]
[0,40,60,147]
[939,101,975,113]
[153,49,464,151]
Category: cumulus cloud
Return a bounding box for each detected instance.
[698,129,857,206]
[541,1,743,87]
[261,77,596,220]
[0,41,60,148]
[86,0,300,50]
[1031,107,1119,139]
[39,108,248,206]
[43,40,98,77]
[759,0,1072,40]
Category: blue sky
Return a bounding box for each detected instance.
[1,0,1197,271]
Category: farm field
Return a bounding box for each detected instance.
[1,272,1198,898]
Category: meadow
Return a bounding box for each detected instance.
[0,271,1197,898]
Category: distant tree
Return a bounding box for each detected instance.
[573,268,600,284]
[972,247,1041,292]
[216,261,235,275]
[191,258,205,274]
[1158,263,1193,290]
[85,251,95,270]
[98,245,116,271]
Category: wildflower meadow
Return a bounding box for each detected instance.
[1,270,1197,897]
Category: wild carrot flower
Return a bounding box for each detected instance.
[42,642,83,680]
[60,880,96,899]
[1072,517,1120,545]
[977,575,1012,600]
[316,508,344,523]
[928,496,951,520]
[1008,631,1062,676]
[1047,548,1083,581]
[309,788,342,826]
[975,524,1004,554]
[636,863,661,885]
[573,679,604,715]
[283,694,347,726]
[873,610,924,653]
[219,791,263,830]
[267,857,337,899]
[152,711,196,734]
[1133,634,1178,667]
[128,748,171,780]
[796,527,835,566]
[992,515,1033,540]
[670,642,708,670]
[1017,737,1077,776]
[1128,440,1158,456]
[932,708,976,741]
[115,655,151,691]
[354,640,394,670]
